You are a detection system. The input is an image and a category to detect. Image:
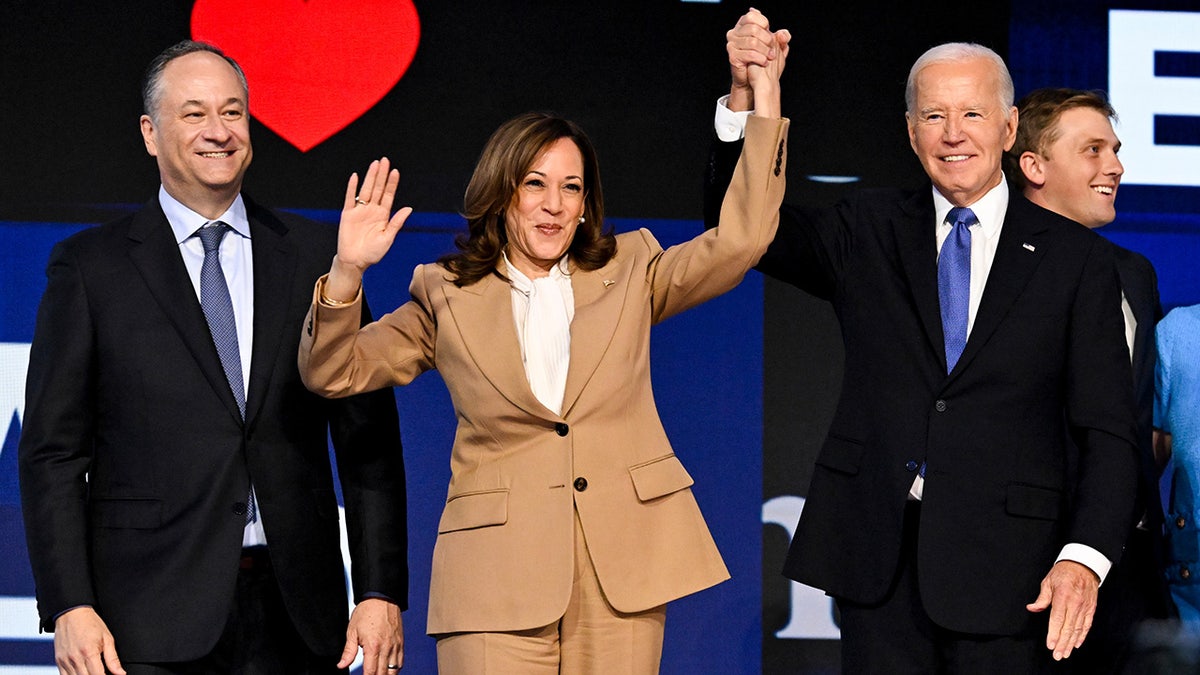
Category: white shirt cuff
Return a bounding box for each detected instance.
[1055,543,1112,585]
[715,94,752,142]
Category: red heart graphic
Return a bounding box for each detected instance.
[191,0,420,152]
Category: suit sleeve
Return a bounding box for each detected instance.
[703,123,848,301]
[18,240,99,630]
[648,114,789,323]
[1148,255,1164,324]
[1065,237,1141,561]
[299,266,437,399]
[327,290,410,607]
[702,136,745,233]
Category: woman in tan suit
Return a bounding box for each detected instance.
[299,42,788,674]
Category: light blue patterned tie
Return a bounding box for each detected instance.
[938,207,976,373]
[197,223,256,524]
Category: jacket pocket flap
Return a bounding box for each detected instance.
[1005,483,1062,520]
[629,454,694,502]
[90,498,163,529]
[815,435,864,475]
[438,489,509,534]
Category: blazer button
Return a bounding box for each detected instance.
[905,460,919,472]
[573,477,588,492]
[555,423,569,437]
[1182,565,1192,580]
[1178,516,1187,529]
[233,502,247,517]
[934,399,947,412]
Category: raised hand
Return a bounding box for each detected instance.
[327,157,413,302]
[726,9,776,112]
[748,25,790,120]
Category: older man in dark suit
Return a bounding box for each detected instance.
[19,41,408,675]
[1007,87,1173,673]
[709,11,1138,673]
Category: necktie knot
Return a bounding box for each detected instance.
[196,222,230,253]
[947,206,978,230]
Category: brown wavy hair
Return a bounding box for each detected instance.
[439,112,616,287]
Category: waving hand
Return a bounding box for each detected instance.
[326,157,413,302]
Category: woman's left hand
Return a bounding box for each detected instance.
[327,157,413,301]
[748,26,789,119]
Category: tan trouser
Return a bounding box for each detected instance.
[436,510,666,674]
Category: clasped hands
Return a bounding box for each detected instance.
[725,8,792,118]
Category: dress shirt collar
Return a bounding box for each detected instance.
[159,185,251,244]
[932,178,1008,239]
[502,251,571,293]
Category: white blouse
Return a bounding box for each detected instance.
[504,253,575,416]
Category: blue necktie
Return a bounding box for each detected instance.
[938,207,976,373]
[197,223,256,524]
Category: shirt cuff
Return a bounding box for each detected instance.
[1055,543,1112,585]
[715,94,752,143]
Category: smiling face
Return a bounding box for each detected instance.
[907,57,1018,207]
[1020,107,1123,229]
[139,51,252,219]
[503,137,586,278]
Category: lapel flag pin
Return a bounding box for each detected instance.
[1022,243,1036,252]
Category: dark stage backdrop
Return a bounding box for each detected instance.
[2,2,1198,674]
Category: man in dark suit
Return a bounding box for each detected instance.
[18,41,408,675]
[712,11,1138,673]
[1007,87,1173,672]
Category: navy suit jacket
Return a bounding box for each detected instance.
[19,196,408,661]
[705,137,1138,635]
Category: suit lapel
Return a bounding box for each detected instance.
[561,261,628,417]
[952,194,1049,376]
[443,257,630,421]
[892,190,946,367]
[127,200,244,423]
[445,270,552,420]
[244,201,297,427]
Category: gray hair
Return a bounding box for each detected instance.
[905,43,1013,115]
[141,40,248,122]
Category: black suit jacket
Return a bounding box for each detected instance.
[1115,245,1165,536]
[18,197,408,662]
[705,138,1138,635]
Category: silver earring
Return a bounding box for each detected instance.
[579,215,586,224]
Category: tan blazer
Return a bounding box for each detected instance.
[299,115,788,634]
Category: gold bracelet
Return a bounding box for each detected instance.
[320,291,353,307]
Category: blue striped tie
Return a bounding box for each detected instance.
[938,207,976,373]
[197,223,256,524]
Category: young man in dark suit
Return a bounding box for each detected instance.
[1008,87,1173,673]
[711,10,1138,673]
[19,41,408,675]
